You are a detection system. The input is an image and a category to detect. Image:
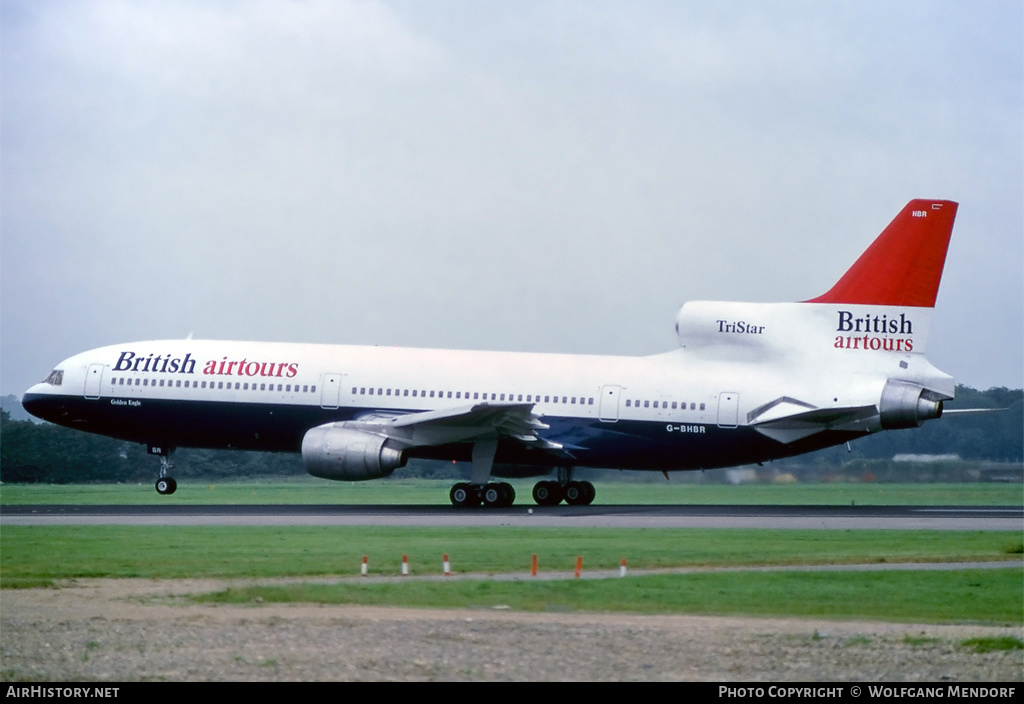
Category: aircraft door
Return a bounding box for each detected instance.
[717,392,739,428]
[84,364,104,400]
[599,385,622,422]
[320,373,342,409]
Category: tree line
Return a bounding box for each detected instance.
[1,385,1020,484]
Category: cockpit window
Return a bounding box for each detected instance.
[44,370,63,386]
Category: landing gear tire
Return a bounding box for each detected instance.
[564,480,595,506]
[582,480,596,505]
[482,482,515,508]
[450,482,480,508]
[532,480,563,506]
[500,482,516,507]
[155,477,177,495]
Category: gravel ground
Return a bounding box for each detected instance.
[1,578,1022,682]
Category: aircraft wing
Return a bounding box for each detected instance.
[748,397,879,444]
[350,402,567,453]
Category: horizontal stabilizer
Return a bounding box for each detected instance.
[940,408,1006,415]
[749,399,879,444]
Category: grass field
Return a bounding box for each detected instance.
[1,478,1021,505]
[195,569,1024,624]
[2,482,1020,624]
[2,524,1021,624]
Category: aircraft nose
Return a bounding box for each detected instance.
[21,389,64,423]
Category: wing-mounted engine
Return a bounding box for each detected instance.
[301,423,407,481]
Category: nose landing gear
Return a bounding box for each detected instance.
[156,476,177,495]
[150,446,177,495]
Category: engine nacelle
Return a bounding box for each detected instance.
[301,423,407,481]
[879,380,943,430]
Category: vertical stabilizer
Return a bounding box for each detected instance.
[806,200,958,307]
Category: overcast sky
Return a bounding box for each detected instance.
[2,0,1022,398]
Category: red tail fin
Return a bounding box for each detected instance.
[806,200,958,307]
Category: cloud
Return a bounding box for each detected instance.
[2,1,1021,396]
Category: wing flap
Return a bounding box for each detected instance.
[354,402,562,451]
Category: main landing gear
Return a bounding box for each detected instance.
[532,479,596,506]
[150,446,177,495]
[450,481,516,508]
[447,478,596,508]
[446,446,596,508]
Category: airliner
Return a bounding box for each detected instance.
[22,199,959,507]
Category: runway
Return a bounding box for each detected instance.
[2,503,1020,529]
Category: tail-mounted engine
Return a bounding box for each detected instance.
[301,423,407,481]
[878,380,944,429]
